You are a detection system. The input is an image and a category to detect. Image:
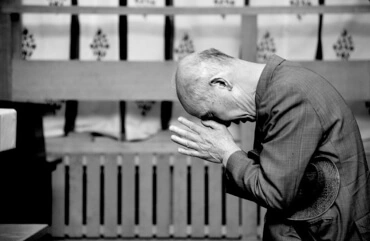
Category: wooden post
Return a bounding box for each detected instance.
[240,14,259,241]
[0,1,12,100]
[0,108,16,152]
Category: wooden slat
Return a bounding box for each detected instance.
[104,155,118,237]
[226,194,240,238]
[68,155,83,237]
[258,207,267,239]
[12,62,370,103]
[138,154,153,238]
[208,163,222,238]
[121,154,135,238]
[173,154,187,238]
[46,132,221,154]
[190,157,205,238]
[300,61,370,101]
[241,15,257,62]
[86,155,100,238]
[2,5,370,15]
[0,12,11,100]
[156,154,171,238]
[242,200,258,241]
[0,224,48,241]
[0,109,16,152]
[12,60,177,101]
[51,157,65,237]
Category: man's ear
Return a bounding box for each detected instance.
[209,78,233,91]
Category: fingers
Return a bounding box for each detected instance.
[171,134,198,150]
[169,125,200,142]
[177,117,203,134]
[201,119,225,129]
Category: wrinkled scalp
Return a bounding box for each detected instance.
[174,48,234,117]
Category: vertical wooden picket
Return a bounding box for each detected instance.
[121,153,135,238]
[104,155,118,237]
[51,156,65,237]
[242,200,258,241]
[156,153,171,238]
[226,194,240,238]
[190,157,205,238]
[173,154,187,238]
[68,155,83,237]
[86,154,100,238]
[258,206,267,238]
[138,153,153,237]
[208,163,223,238]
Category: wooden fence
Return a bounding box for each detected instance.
[49,151,263,240]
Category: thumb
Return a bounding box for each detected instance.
[201,120,221,129]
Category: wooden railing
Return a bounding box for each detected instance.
[48,150,262,240]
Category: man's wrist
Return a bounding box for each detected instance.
[222,146,241,166]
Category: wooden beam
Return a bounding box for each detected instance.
[12,60,370,102]
[0,12,12,100]
[1,5,370,15]
[12,60,178,101]
[0,108,16,152]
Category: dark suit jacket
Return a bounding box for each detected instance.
[225,55,370,240]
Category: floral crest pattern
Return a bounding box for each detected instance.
[22,28,36,60]
[90,28,110,61]
[174,32,195,61]
[46,0,66,6]
[136,101,156,116]
[135,0,156,6]
[257,31,276,63]
[333,29,354,60]
[290,0,312,20]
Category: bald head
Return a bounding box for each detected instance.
[175,48,235,117]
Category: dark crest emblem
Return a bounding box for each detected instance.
[290,0,312,20]
[135,0,156,6]
[174,32,195,60]
[257,31,276,63]
[46,0,66,6]
[90,28,110,61]
[333,29,354,60]
[22,28,36,60]
[136,101,155,116]
[214,0,235,6]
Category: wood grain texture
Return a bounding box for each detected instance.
[104,155,118,237]
[51,158,65,237]
[86,155,100,238]
[173,154,187,238]
[12,60,177,101]
[0,108,16,152]
[2,5,370,15]
[138,154,153,238]
[67,155,83,237]
[208,163,222,238]
[190,158,205,238]
[156,154,171,238]
[121,154,136,238]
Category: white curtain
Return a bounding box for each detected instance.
[22,0,71,138]
[124,0,164,141]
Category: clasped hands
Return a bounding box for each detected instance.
[169,117,241,165]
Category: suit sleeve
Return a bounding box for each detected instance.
[224,84,323,210]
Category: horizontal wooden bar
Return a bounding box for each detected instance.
[45,132,242,154]
[1,5,370,15]
[12,60,178,101]
[12,60,370,102]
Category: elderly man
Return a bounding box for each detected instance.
[169,48,370,240]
